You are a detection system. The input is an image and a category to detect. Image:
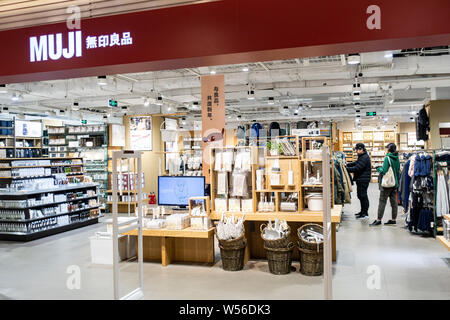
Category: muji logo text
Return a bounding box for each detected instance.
[30,31,82,62]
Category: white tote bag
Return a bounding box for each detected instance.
[381,156,396,188]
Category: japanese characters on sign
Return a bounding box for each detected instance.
[86,32,133,49]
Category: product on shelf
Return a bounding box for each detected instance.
[166,213,190,230]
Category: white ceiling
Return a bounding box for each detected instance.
[1,47,449,126]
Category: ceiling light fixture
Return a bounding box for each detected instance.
[384,52,393,58]
[11,93,19,101]
[0,84,7,93]
[97,75,107,86]
[73,102,79,111]
[156,94,163,106]
[347,54,361,65]
[210,70,216,75]
[242,67,249,72]
[181,117,187,125]
[247,90,255,100]
[144,97,150,107]
[268,97,275,105]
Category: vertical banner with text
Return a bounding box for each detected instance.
[201,75,225,183]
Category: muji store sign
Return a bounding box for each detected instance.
[29,31,133,62]
[0,0,448,84]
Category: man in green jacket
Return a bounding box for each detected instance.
[370,143,401,226]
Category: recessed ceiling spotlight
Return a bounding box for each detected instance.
[384,52,393,58]
[167,105,173,112]
[11,93,19,101]
[181,117,187,125]
[97,75,107,86]
[347,54,361,65]
[210,70,216,75]
[144,97,150,107]
[242,67,249,72]
[383,116,389,122]
[156,94,163,106]
[319,120,324,125]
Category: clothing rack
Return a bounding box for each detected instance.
[432,149,450,237]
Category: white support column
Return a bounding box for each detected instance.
[322,146,333,300]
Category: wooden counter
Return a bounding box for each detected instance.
[125,227,215,266]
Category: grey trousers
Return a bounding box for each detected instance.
[377,187,398,220]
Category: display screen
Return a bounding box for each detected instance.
[158,176,205,206]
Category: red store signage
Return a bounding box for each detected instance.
[1,0,450,83]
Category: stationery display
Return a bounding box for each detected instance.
[166,213,190,230]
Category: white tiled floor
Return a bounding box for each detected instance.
[0,183,448,300]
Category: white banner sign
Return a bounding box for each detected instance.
[129,116,152,150]
[291,128,320,137]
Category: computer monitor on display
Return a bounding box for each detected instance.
[158,176,205,209]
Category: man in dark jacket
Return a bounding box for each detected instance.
[346,143,372,218]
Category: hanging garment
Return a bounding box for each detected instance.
[408,193,422,232]
[417,107,430,141]
[336,162,349,203]
[338,162,351,203]
[341,162,353,192]
[417,208,434,233]
[436,171,449,217]
[334,166,344,205]
[408,154,416,178]
[250,122,262,138]
[401,160,412,211]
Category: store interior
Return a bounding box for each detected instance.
[0,46,449,300]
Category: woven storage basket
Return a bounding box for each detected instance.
[297,223,324,276]
[219,239,247,271]
[297,244,323,276]
[260,224,291,249]
[215,227,246,249]
[297,223,324,251]
[264,242,294,275]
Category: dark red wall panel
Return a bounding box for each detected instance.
[1,0,449,83]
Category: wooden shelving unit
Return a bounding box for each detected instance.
[341,130,398,183]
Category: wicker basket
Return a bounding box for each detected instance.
[297,223,323,276]
[297,223,324,251]
[219,240,247,271]
[297,244,323,276]
[260,224,291,249]
[264,242,294,275]
[215,228,246,249]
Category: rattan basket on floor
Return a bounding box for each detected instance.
[297,223,324,276]
[264,242,294,275]
[297,244,323,276]
[219,240,247,271]
[260,224,291,249]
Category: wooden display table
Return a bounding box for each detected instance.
[125,227,215,266]
[211,205,343,262]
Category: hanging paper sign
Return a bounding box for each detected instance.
[201,75,225,182]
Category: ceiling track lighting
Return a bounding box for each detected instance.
[268,97,275,105]
[97,75,107,86]
[0,84,7,93]
[156,94,163,106]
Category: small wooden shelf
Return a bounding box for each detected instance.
[437,236,450,250]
